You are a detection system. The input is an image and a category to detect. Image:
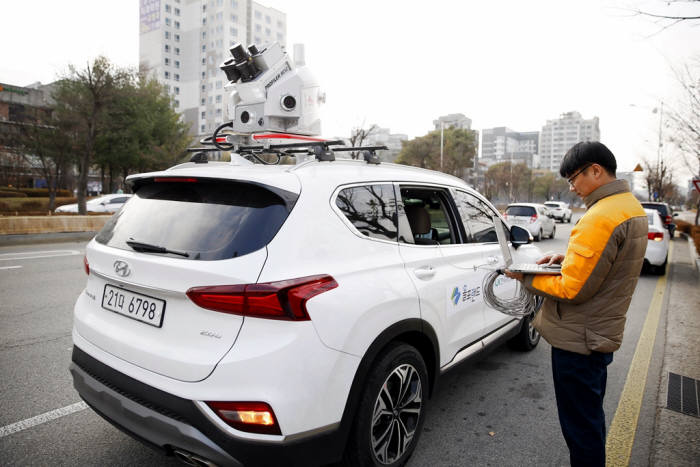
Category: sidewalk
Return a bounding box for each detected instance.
[651,235,700,466]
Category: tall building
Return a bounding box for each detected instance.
[538,111,600,171]
[361,127,408,163]
[481,127,539,168]
[139,0,286,137]
[433,113,472,130]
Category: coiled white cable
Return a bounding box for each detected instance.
[481,269,543,317]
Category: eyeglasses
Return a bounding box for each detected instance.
[567,163,593,187]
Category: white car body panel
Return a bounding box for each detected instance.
[644,209,670,266]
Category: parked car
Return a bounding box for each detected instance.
[643,208,670,275]
[69,159,545,467]
[55,194,132,213]
[543,201,572,223]
[640,202,675,237]
[503,202,556,241]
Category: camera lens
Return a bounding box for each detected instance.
[248,44,260,56]
[240,111,250,124]
[220,58,241,83]
[281,95,296,110]
[229,43,250,63]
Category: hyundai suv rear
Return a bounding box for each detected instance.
[70,159,543,467]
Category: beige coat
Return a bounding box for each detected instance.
[524,180,648,355]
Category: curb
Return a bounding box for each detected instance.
[680,232,700,276]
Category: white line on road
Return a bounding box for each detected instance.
[0,250,81,261]
[0,402,88,438]
[0,265,22,270]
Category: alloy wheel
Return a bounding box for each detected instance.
[371,363,423,465]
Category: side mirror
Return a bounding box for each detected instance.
[673,213,679,218]
[510,225,531,248]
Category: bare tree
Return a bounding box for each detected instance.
[624,0,700,36]
[666,56,700,223]
[348,124,379,159]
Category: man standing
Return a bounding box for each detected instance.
[506,141,647,467]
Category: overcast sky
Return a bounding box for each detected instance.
[1,0,698,183]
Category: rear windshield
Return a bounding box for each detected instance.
[96,179,297,260]
[642,203,668,217]
[505,206,536,217]
[544,203,560,208]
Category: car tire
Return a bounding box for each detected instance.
[534,229,542,242]
[508,313,540,351]
[550,226,556,239]
[567,215,572,223]
[343,343,428,467]
[653,257,668,276]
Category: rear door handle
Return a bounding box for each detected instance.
[414,266,436,280]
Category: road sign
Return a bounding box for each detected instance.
[693,179,700,193]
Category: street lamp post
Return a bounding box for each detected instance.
[440,120,444,171]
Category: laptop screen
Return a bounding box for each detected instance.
[492,215,513,267]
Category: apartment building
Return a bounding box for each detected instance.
[139,0,286,137]
[538,111,600,171]
[481,127,539,168]
[433,113,472,130]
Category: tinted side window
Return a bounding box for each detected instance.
[336,184,398,241]
[453,191,497,243]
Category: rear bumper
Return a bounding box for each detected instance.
[645,242,668,265]
[70,346,346,467]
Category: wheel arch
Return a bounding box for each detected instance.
[334,318,440,452]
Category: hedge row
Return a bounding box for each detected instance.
[0,187,72,197]
[0,197,77,213]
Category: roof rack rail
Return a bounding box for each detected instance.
[192,125,388,165]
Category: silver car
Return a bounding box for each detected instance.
[504,203,556,241]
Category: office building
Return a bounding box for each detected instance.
[481,127,539,168]
[538,111,600,171]
[139,0,286,137]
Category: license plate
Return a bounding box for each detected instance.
[101,284,166,328]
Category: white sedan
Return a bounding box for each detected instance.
[504,203,556,241]
[55,194,132,213]
[644,208,670,275]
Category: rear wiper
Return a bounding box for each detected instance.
[126,239,189,258]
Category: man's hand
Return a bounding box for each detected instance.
[537,253,564,266]
[504,270,524,282]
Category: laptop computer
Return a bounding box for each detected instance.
[493,215,562,275]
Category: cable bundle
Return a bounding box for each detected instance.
[481,269,544,317]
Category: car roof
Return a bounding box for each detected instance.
[126,159,471,194]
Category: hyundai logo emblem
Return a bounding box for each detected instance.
[113,260,131,277]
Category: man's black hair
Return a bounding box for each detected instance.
[559,141,617,178]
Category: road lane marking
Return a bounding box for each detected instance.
[0,402,88,438]
[0,250,81,261]
[606,242,672,466]
[0,265,22,270]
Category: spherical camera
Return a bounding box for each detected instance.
[281,95,296,111]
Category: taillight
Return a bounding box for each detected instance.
[206,401,281,435]
[665,215,672,224]
[186,274,338,320]
[648,232,664,242]
[83,256,90,275]
[529,214,538,223]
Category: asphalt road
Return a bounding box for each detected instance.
[0,218,667,466]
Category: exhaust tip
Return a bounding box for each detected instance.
[172,448,217,467]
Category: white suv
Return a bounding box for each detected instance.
[543,201,572,223]
[70,159,543,467]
